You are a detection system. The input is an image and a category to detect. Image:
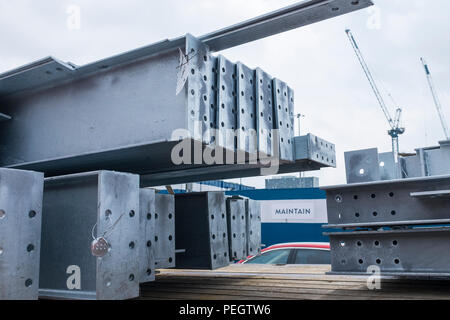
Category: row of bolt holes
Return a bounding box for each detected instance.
[336,192,395,203]
[0,209,37,288]
[105,209,173,282]
[340,240,400,266]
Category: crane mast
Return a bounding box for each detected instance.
[345,29,405,171]
[420,58,450,140]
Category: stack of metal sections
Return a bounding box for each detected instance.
[0,169,44,300]
[174,192,230,270]
[324,142,450,277]
[0,33,336,184]
[0,0,372,299]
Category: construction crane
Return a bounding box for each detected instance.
[345,29,405,164]
[420,58,450,140]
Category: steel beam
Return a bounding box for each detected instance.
[326,227,450,277]
[154,193,175,269]
[0,34,301,174]
[0,169,44,300]
[139,189,156,283]
[226,197,247,261]
[0,0,372,97]
[139,134,336,187]
[174,192,230,270]
[39,171,140,300]
[323,175,450,229]
[245,199,262,256]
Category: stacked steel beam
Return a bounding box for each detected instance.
[0,0,372,299]
[324,144,450,277]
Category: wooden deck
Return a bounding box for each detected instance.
[140,264,450,300]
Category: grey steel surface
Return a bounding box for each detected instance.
[0,33,301,178]
[345,148,380,184]
[139,134,337,187]
[39,171,140,300]
[295,134,336,168]
[245,199,262,256]
[323,174,450,228]
[266,176,319,189]
[326,227,450,275]
[174,192,230,270]
[226,198,247,261]
[0,169,44,300]
[0,0,372,97]
[273,79,294,161]
[255,68,274,158]
[236,62,257,156]
[139,189,156,283]
[379,151,398,181]
[154,193,175,269]
[216,55,237,151]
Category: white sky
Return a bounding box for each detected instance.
[1,0,449,188]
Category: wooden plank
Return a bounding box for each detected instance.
[140,265,450,300]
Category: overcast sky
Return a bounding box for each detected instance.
[1,0,449,188]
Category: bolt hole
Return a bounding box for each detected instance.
[129,210,135,218]
[29,210,36,218]
[168,235,173,241]
[27,244,35,252]
[146,269,152,275]
[25,279,33,287]
[147,240,152,247]
[376,259,381,264]
[129,242,135,249]
[393,240,398,246]
[129,274,135,281]
[394,259,400,264]
[147,213,152,220]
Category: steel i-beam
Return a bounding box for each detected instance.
[139,189,156,283]
[154,193,175,269]
[175,192,230,270]
[0,169,44,300]
[326,227,450,277]
[323,174,450,229]
[39,171,140,300]
[226,197,247,261]
[0,1,358,181]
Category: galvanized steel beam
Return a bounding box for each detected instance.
[0,169,44,300]
[323,174,450,229]
[0,0,372,97]
[226,197,247,261]
[244,199,262,256]
[39,171,140,300]
[326,227,450,277]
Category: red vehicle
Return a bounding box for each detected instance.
[239,243,330,265]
